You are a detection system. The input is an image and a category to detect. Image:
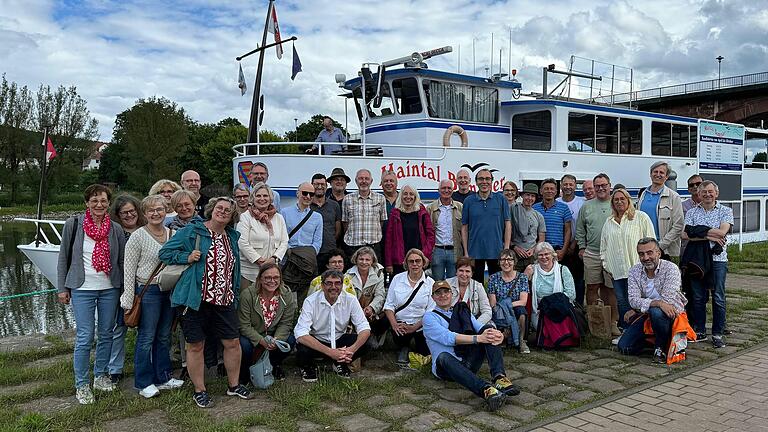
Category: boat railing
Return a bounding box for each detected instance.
[233,141,451,159]
[13,218,65,246]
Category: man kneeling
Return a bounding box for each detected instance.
[295,270,370,382]
[423,281,519,411]
[619,237,692,363]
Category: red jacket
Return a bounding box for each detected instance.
[384,205,435,267]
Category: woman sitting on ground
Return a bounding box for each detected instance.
[238,263,296,383]
[121,195,184,398]
[446,257,492,325]
[346,246,387,347]
[488,249,530,353]
[524,242,576,330]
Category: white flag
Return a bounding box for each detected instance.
[238,63,247,96]
[266,3,283,59]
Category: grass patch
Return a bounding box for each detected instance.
[728,241,768,264]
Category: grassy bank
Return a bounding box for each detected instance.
[729,241,768,275]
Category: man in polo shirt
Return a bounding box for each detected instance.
[311,173,342,271]
[461,169,511,282]
[294,270,370,381]
[452,169,473,203]
[533,178,573,262]
[683,180,733,348]
[637,161,684,259]
[306,116,347,155]
[248,162,281,209]
[342,169,388,263]
[281,182,323,305]
[427,179,464,280]
[510,183,546,272]
[558,174,587,305]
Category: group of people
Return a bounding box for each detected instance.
[56,159,732,412]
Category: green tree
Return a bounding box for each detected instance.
[109,97,189,193]
[200,121,247,186]
[0,75,35,204]
[754,152,767,163]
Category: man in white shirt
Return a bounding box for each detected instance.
[294,270,371,382]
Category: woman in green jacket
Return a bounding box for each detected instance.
[238,262,297,382]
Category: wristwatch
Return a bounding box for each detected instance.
[472,335,478,344]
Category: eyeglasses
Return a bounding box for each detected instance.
[322,281,343,287]
[119,209,137,217]
[160,189,175,194]
[407,259,423,264]
[300,191,314,197]
[234,195,249,200]
[214,206,233,215]
[477,176,493,182]
[688,182,701,188]
[433,289,451,296]
[500,257,514,262]
[262,276,280,282]
[594,184,610,190]
[146,207,165,215]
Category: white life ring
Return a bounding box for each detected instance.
[442,125,468,147]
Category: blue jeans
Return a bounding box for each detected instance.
[435,343,506,397]
[108,308,126,375]
[240,334,295,381]
[612,278,630,329]
[71,288,120,388]
[617,307,672,354]
[492,299,527,345]
[692,261,727,336]
[431,247,456,281]
[134,284,174,389]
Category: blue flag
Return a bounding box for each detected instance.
[291,44,302,81]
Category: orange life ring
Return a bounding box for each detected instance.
[442,125,468,147]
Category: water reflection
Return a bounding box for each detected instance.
[0,221,74,337]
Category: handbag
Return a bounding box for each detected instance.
[157,234,200,292]
[586,299,612,339]
[124,262,164,328]
[249,350,275,389]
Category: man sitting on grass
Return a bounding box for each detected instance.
[422,280,519,412]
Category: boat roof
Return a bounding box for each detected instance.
[343,68,523,91]
[502,99,699,124]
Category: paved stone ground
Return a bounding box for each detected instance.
[532,343,768,432]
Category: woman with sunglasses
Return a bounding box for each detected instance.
[159,197,252,408]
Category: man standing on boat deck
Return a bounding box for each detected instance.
[558,174,586,305]
[306,116,346,155]
[311,173,342,271]
[326,167,351,207]
[181,170,210,218]
[282,182,324,306]
[342,169,388,264]
[462,169,511,282]
[637,161,684,260]
[248,162,281,209]
[452,169,473,203]
[576,173,620,336]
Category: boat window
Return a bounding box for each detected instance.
[672,123,691,157]
[595,115,618,154]
[392,78,422,115]
[744,200,760,232]
[512,110,551,150]
[424,80,498,123]
[568,112,596,152]
[619,118,642,154]
[651,122,672,156]
[690,125,698,157]
[366,82,395,118]
[721,202,741,233]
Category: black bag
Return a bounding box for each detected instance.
[433,302,487,357]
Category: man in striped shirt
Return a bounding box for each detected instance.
[533,178,573,262]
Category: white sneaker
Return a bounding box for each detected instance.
[519,340,531,354]
[93,374,116,392]
[75,385,94,405]
[611,336,621,346]
[157,378,184,390]
[139,384,160,399]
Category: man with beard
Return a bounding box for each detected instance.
[310,173,342,271]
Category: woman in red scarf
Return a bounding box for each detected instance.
[57,184,126,405]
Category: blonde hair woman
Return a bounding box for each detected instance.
[384,185,435,274]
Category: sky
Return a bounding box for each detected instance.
[1,0,767,141]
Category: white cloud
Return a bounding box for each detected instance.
[1,0,766,141]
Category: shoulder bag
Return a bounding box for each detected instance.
[288,209,314,239]
[124,262,165,328]
[157,233,200,292]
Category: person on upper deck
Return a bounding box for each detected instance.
[306,116,346,155]
[637,161,684,259]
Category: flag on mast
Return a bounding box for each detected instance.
[45,136,57,161]
[291,44,302,80]
[267,3,283,59]
[238,63,247,95]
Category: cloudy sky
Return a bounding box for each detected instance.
[2,0,767,141]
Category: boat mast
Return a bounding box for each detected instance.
[247,0,274,144]
[34,126,48,247]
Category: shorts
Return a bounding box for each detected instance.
[179,301,239,343]
[582,250,613,288]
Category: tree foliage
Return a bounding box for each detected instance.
[284,114,346,148]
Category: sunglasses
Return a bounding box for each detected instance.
[300,190,314,197]
[688,182,702,188]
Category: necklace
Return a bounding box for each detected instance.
[407,273,421,285]
[145,226,166,241]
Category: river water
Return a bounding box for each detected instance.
[0,220,74,337]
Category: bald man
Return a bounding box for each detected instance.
[281,182,324,304]
[427,179,464,279]
[452,169,473,203]
[181,170,210,217]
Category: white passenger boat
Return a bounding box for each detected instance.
[233,47,768,244]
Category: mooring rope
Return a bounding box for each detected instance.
[0,288,57,301]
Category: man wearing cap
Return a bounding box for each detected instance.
[423,280,519,412]
[326,167,351,207]
[637,161,684,259]
[306,116,346,155]
[342,169,388,262]
[533,178,572,262]
[248,162,281,209]
[510,183,546,272]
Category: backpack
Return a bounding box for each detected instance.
[536,293,581,349]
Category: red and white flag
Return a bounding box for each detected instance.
[267,3,283,59]
[45,136,57,161]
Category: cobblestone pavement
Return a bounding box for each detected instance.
[531,343,768,432]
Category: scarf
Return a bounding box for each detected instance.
[167,214,202,231]
[531,262,563,319]
[83,209,112,274]
[249,205,277,234]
